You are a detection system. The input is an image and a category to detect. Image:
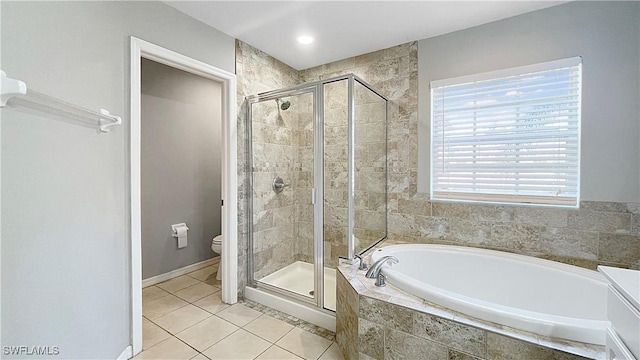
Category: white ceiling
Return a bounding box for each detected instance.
[166,1,569,70]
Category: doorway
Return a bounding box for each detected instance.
[130,37,237,356]
[140,58,222,281]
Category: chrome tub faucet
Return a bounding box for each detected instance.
[365,256,399,286]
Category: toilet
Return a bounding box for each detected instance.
[211,235,223,281]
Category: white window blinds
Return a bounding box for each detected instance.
[430,57,582,207]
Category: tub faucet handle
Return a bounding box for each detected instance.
[354,254,367,271]
[375,273,386,287]
[365,256,399,279]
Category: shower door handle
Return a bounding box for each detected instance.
[311,188,316,205]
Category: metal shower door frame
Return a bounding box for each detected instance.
[245,74,388,312]
[246,83,325,309]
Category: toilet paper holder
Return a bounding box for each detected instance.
[171,223,189,236]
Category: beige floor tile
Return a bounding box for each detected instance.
[318,343,345,360]
[154,304,211,334]
[174,282,219,303]
[133,336,198,360]
[203,276,222,287]
[276,327,333,360]
[191,354,210,360]
[256,345,303,360]
[142,318,171,350]
[156,275,200,293]
[142,286,170,304]
[202,329,270,360]
[143,294,189,320]
[194,293,230,314]
[187,265,217,281]
[216,304,262,327]
[176,316,238,352]
[244,314,295,343]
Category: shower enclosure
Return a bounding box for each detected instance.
[246,74,387,314]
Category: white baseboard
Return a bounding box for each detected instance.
[245,286,336,332]
[142,257,220,288]
[117,345,132,360]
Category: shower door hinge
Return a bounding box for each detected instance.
[221,199,224,206]
[311,188,316,205]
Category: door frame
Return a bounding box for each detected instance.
[129,37,238,355]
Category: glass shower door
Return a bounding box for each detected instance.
[353,78,388,253]
[249,89,318,303]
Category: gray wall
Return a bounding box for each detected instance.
[417,1,640,203]
[1,2,234,358]
[141,59,222,279]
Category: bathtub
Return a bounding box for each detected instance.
[371,244,610,345]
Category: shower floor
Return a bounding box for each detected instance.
[258,261,336,311]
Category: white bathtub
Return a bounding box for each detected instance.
[371,244,610,345]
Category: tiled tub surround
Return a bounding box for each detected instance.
[336,259,605,360]
[389,200,640,271]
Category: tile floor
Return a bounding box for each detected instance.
[136,265,344,360]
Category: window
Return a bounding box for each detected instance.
[430,57,581,207]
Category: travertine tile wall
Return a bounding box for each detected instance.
[336,271,591,360]
[237,38,639,297]
[302,43,417,264]
[237,41,394,279]
[249,94,311,280]
[394,200,640,270]
[292,94,315,265]
[322,80,350,267]
[236,40,302,296]
[353,83,387,253]
[300,41,640,271]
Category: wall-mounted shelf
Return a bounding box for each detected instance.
[0,70,122,133]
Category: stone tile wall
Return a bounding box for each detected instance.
[303,47,411,265]
[336,268,599,360]
[301,41,639,271]
[237,38,640,299]
[236,40,302,297]
[353,82,387,253]
[249,93,314,280]
[292,94,315,265]
[322,79,350,267]
[393,200,640,270]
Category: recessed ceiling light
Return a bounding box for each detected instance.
[297,35,314,45]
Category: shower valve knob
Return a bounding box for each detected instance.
[272,177,290,194]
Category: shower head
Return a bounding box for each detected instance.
[276,98,291,111]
